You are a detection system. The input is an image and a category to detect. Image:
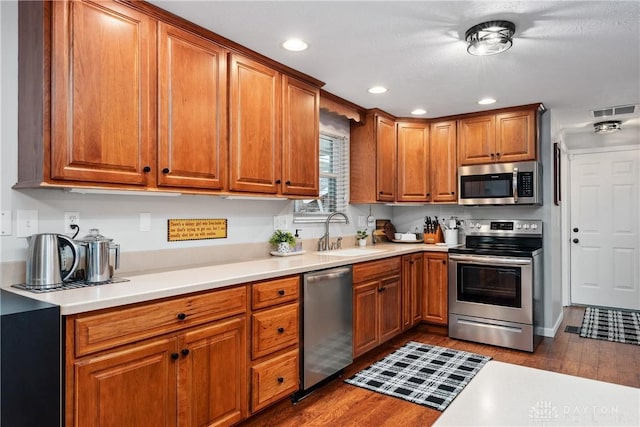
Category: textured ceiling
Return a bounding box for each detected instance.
[148,1,640,150]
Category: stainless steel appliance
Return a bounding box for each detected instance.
[448,219,543,352]
[76,228,120,283]
[458,161,542,205]
[25,233,80,290]
[297,266,353,399]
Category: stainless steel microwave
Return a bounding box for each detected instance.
[458,161,542,205]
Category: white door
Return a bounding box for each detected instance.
[570,149,640,310]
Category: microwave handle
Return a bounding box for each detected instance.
[512,167,519,203]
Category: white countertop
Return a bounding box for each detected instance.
[434,361,640,426]
[4,243,452,315]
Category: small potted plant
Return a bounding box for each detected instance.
[269,229,296,253]
[356,229,369,247]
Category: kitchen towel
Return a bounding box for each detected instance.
[344,342,491,411]
[580,306,640,345]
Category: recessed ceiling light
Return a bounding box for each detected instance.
[282,38,308,52]
[411,109,427,115]
[368,86,388,94]
[478,98,497,105]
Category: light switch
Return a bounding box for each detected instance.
[139,212,151,232]
[1,211,12,236]
[17,209,38,237]
[358,215,366,227]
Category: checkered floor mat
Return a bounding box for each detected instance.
[344,342,491,411]
[580,306,640,345]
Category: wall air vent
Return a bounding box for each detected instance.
[592,105,636,118]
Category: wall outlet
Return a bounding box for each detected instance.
[16,209,38,237]
[1,211,12,236]
[139,212,151,232]
[64,211,80,234]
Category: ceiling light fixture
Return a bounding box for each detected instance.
[411,108,427,115]
[282,38,308,52]
[368,86,388,94]
[593,120,622,134]
[465,20,516,56]
[478,98,497,105]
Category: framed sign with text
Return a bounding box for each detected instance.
[167,218,227,242]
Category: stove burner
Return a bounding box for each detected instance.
[12,277,129,293]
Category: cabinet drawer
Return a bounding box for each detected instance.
[251,303,299,359]
[353,257,401,283]
[74,286,247,357]
[251,349,299,413]
[252,276,299,310]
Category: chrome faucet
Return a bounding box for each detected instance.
[317,212,350,251]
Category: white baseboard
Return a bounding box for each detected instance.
[536,311,564,338]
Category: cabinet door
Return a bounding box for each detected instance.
[458,115,496,165]
[430,120,458,203]
[281,76,319,196]
[158,23,227,190]
[402,254,423,330]
[496,109,536,162]
[423,253,449,325]
[74,338,177,427]
[229,54,281,193]
[178,316,247,427]
[397,122,430,202]
[378,275,402,343]
[376,116,397,202]
[353,281,379,358]
[51,0,155,185]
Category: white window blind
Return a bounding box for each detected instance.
[293,133,349,223]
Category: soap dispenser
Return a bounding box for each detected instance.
[294,229,303,252]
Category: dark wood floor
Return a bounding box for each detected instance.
[240,306,640,426]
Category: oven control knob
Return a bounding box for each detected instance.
[515,224,522,229]
[475,223,482,229]
[523,224,530,229]
[531,224,538,230]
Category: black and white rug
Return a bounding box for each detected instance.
[580,306,640,345]
[344,342,491,411]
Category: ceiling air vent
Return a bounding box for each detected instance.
[592,105,636,118]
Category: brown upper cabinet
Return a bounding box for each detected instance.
[458,106,538,165]
[46,0,156,186]
[158,23,228,190]
[16,0,321,197]
[429,120,458,203]
[396,121,430,202]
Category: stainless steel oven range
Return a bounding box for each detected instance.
[448,219,543,352]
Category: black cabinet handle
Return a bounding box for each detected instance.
[177,313,187,320]
[277,327,285,333]
[171,353,179,360]
[277,377,284,384]
[275,179,281,184]
[278,290,285,296]
[573,238,579,243]
[442,260,446,264]
[285,181,291,185]
[451,191,455,195]
[378,287,385,292]
[143,166,151,173]
[181,348,190,357]
[379,191,383,195]
[490,153,495,157]
[496,153,501,157]
[426,193,430,197]
[573,228,579,233]
[162,168,170,174]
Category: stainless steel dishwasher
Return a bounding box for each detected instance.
[298,266,353,398]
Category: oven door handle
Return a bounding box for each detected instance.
[449,254,532,266]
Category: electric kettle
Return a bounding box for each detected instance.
[76,229,120,283]
[25,233,80,289]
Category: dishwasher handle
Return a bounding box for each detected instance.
[305,267,352,283]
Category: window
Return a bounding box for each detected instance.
[293,133,349,223]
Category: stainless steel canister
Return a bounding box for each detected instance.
[76,229,120,283]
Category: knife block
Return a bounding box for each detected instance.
[423,227,444,244]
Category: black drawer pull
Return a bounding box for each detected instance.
[162,167,170,174]
[143,166,151,173]
[177,313,187,320]
[278,290,285,296]
[277,327,285,333]
[171,353,179,360]
[277,377,284,383]
[181,348,190,357]
[275,179,281,184]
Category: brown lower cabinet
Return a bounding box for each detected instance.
[353,257,402,358]
[402,253,424,330]
[422,252,449,325]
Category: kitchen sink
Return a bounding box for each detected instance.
[320,248,387,257]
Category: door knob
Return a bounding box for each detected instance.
[573,238,579,243]
[573,228,579,233]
